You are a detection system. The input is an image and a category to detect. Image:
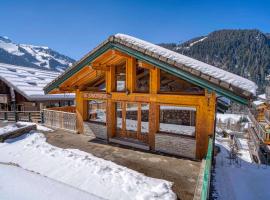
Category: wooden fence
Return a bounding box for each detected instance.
[46,106,76,113]
[43,109,77,132]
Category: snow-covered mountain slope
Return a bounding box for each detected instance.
[0,36,75,72]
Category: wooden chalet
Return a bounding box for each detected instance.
[44,34,256,159]
[0,63,74,112]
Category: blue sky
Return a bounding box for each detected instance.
[0,0,269,60]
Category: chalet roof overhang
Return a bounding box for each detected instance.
[0,77,74,102]
[44,36,256,105]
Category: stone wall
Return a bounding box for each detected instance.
[155,133,196,159]
[83,122,107,140]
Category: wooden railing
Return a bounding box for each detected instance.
[43,109,77,132]
[0,111,42,123]
[193,137,213,200]
[47,106,76,113]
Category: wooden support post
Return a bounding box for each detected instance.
[106,65,115,93]
[122,102,126,137]
[148,67,160,149]
[150,68,160,94]
[149,102,158,150]
[137,103,142,139]
[126,57,136,93]
[195,92,216,159]
[106,100,116,138]
[75,89,88,134]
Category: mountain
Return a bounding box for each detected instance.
[159,29,270,93]
[0,36,75,72]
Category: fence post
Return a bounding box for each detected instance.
[4,112,7,120]
[41,111,44,124]
[15,111,18,122]
[28,112,32,122]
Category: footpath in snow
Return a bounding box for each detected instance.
[0,124,176,200]
[213,135,270,200]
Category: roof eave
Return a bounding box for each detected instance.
[44,40,252,105]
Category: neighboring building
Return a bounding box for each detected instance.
[248,76,270,164]
[0,63,74,111]
[44,34,256,159]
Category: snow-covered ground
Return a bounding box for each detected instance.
[0,122,53,135]
[213,134,270,200]
[216,113,244,123]
[0,124,176,200]
[0,164,103,200]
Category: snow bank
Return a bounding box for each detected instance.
[115,34,257,95]
[0,132,176,200]
[0,164,103,200]
[0,124,18,135]
[17,121,53,132]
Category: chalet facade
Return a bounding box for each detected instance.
[44,34,256,159]
[0,63,74,111]
[248,83,270,164]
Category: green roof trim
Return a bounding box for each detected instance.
[44,41,249,105]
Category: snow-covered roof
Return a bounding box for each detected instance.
[258,93,266,100]
[45,33,257,101]
[252,100,265,106]
[114,34,257,95]
[0,63,74,101]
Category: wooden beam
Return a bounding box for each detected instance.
[137,60,155,70]
[91,65,110,71]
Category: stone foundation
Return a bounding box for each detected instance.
[83,122,107,140]
[155,133,196,159]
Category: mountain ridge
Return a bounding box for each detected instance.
[0,36,75,72]
[159,29,270,93]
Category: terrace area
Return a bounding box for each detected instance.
[43,128,201,200]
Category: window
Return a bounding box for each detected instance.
[160,70,203,93]
[116,63,126,92]
[115,102,149,142]
[125,103,138,132]
[88,100,106,124]
[135,66,149,93]
[159,105,196,137]
[116,102,123,133]
[141,103,149,133]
